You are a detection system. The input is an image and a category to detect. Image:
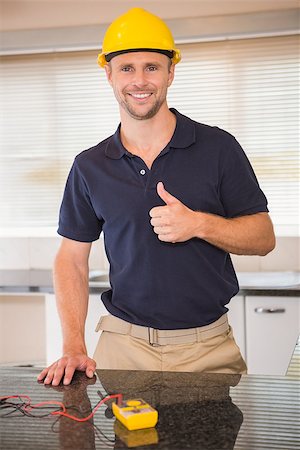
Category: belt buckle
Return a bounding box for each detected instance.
[148,327,159,346]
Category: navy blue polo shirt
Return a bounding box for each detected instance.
[58,108,268,329]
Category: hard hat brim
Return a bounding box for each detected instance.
[98,48,181,68]
[105,48,174,62]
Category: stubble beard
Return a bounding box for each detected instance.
[119,89,167,121]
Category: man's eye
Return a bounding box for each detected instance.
[147,66,157,71]
[121,67,133,72]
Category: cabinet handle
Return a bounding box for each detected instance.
[254,307,286,314]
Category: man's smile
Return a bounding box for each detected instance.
[128,92,152,100]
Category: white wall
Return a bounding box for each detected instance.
[1,1,299,31]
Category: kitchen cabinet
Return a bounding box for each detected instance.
[45,293,107,366]
[0,294,46,365]
[245,296,300,375]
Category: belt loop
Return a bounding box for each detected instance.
[148,327,158,346]
[95,316,104,332]
[196,328,203,343]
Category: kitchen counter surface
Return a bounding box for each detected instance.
[0,364,299,450]
[0,270,299,295]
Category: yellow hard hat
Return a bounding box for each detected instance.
[98,8,181,68]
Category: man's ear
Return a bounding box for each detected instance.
[167,63,175,87]
[104,63,113,86]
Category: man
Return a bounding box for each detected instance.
[38,8,275,386]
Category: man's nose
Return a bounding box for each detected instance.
[132,69,148,87]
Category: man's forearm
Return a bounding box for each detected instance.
[54,254,90,355]
[195,211,275,256]
[37,239,95,386]
[150,183,276,255]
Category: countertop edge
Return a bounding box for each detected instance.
[0,286,299,296]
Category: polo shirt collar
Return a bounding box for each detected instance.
[169,108,196,149]
[104,125,127,159]
[105,108,196,160]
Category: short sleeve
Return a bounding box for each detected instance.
[220,136,269,218]
[57,157,103,242]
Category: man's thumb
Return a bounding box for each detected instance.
[157,181,180,205]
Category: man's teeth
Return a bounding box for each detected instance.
[131,93,151,98]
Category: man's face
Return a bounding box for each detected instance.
[104,52,175,120]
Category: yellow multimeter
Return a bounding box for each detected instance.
[112,398,158,431]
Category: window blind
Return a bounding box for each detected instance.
[0,35,298,236]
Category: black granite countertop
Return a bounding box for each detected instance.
[0,365,299,449]
[0,270,299,296]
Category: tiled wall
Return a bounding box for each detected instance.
[0,236,299,272]
[0,236,108,271]
[231,237,300,272]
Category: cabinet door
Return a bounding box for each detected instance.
[0,294,46,365]
[85,294,108,356]
[245,296,300,375]
[227,295,246,360]
[45,294,108,366]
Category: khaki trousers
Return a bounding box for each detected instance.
[93,314,247,374]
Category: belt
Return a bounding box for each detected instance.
[96,314,229,346]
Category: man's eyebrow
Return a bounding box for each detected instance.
[118,62,134,67]
[144,61,163,66]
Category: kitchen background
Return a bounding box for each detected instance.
[0,1,299,370]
